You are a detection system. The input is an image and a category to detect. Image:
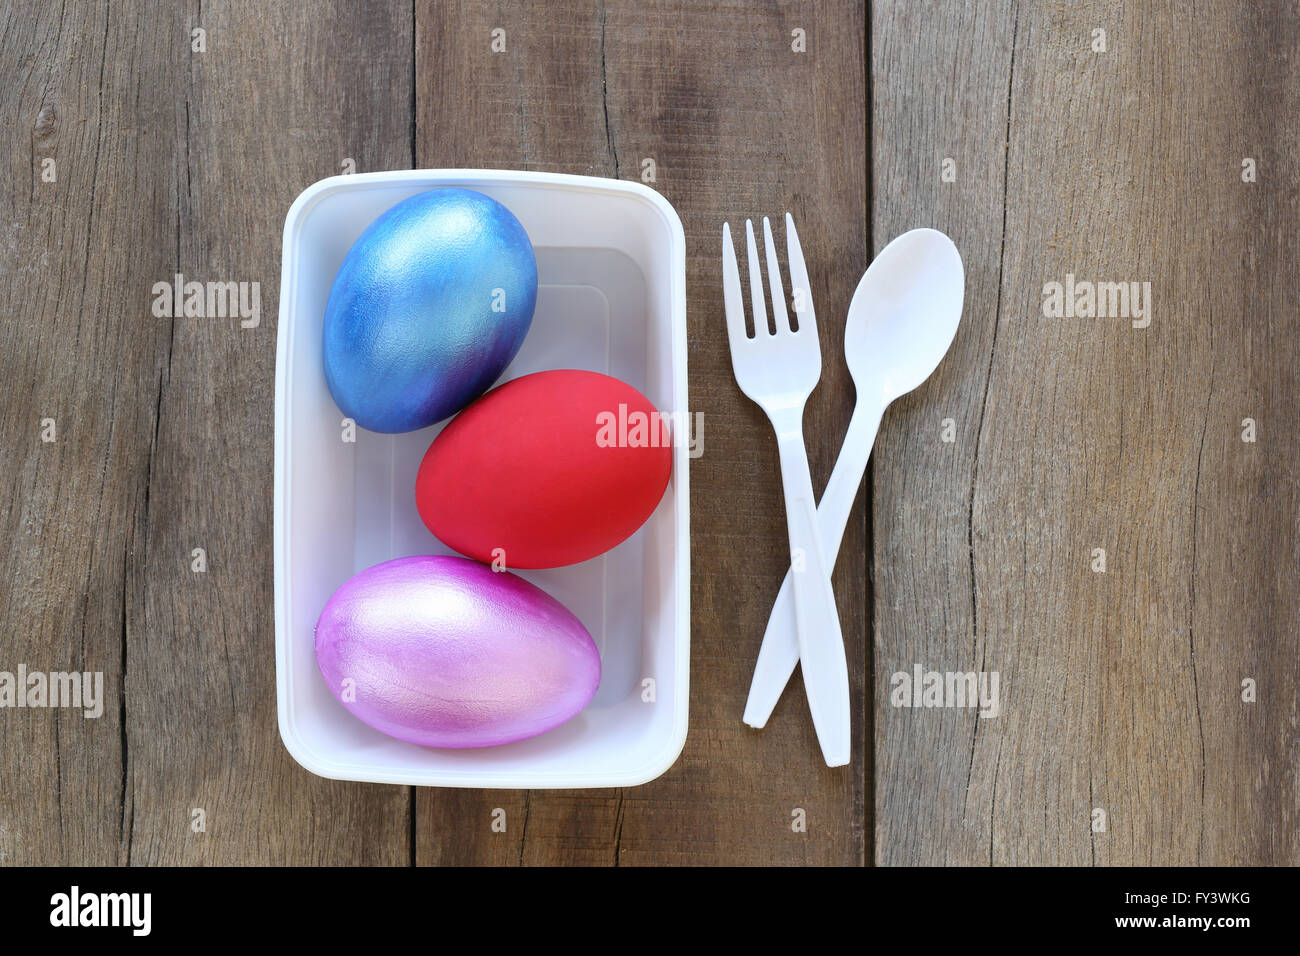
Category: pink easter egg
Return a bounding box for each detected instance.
[314,555,600,748]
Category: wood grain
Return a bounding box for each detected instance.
[0,0,139,867]
[414,0,869,866]
[869,0,1019,867]
[871,0,1300,864]
[0,0,414,864]
[2,0,1294,867]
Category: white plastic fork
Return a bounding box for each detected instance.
[721,214,851,767]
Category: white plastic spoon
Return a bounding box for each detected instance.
[743,228,965,728]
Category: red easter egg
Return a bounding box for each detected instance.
[416,369,673,569]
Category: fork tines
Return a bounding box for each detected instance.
[722,214,816,345]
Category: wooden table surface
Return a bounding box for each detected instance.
[3,0,1296,866]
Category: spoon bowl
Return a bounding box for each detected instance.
[845,228,965,405]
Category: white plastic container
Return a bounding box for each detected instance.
[274,169,689,788]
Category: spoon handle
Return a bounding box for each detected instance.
[743,397,885,729]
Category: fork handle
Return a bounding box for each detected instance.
[772,416,851,767]
[745,399,883,729]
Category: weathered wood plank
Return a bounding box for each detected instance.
[1,0,415,864]
[0,0,147,867]
[871,0,1300,865]
[415,0,868,865]
[126,0,416,865]
[869,0,1018,867]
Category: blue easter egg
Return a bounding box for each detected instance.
[322,187,538,433]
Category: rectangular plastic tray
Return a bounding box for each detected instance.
[274,169,689,788]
